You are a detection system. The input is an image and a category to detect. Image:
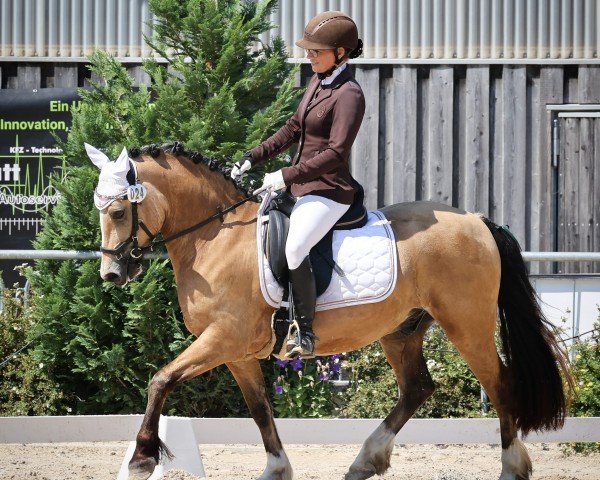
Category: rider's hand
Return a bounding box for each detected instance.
[230,152,253,181]
[261,170,286,192]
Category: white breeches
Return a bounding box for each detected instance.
[285,194,350,270]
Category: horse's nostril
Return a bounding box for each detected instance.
[103,272,120,282]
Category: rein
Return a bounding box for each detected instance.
[157,193,258,245]
[101,191,258,261]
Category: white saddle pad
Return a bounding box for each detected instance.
[256,193,398,312]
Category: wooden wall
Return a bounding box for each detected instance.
[0,62,149,89]
[2,62,599,274]
[559,114,600,274]
[344,64,600,274]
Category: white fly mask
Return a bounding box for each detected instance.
[85,143,147,210]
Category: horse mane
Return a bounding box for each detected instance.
[127,141,256,199]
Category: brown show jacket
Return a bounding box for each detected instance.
[249,66,365,205]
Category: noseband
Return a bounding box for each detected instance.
[100,200,156,262]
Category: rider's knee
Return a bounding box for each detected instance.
[285,240,306,270]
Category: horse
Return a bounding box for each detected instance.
[89,142,571,480]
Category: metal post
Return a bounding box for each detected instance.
[552,115,560,274]
[0,276,4,313]
[552,117,560,168]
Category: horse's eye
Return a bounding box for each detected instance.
[111,209,125,220]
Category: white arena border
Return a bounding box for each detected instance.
[1,416,599,444]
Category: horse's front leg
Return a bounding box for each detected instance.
[227,359,293,480]
[128,327,227,479]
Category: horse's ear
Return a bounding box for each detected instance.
[85,143,110,170]
[114,147,130,174]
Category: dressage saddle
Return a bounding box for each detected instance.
[263,184,368,297]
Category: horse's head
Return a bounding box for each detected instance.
[86,143,166,285]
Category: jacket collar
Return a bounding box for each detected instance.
[319,62,348,86]
[321,64,353,89]
[304,64,354,101]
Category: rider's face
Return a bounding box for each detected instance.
[306,48,345,74]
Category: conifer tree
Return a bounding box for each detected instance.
[20,0,301,415]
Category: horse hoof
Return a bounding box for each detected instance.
[128,457,157,480]
[257,465,294,480]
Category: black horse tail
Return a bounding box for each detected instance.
[482,217,573,436]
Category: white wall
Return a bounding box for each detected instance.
[533,276,600,345]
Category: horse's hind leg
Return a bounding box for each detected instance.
[345,310,435,480]
[435,307,532,480]
[227,359,293,480]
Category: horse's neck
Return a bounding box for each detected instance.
[143,155,257,280]
[148,157,246,237]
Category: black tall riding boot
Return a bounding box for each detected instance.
[285,256,317,359]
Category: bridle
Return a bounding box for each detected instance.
[100,200,156,262]
[100,161,258,264]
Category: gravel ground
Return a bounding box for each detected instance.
[0,442,598,479]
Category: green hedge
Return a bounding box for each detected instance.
[563,317,600,453]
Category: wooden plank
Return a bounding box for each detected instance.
[566,74,579,104]
[578,118,594,273]
[464,66,490,214]
[501,66,527,245]
[86,69,105,88]
[16,64,41,89]
[491,70,503,222]
[557,119,567,274]
[418,68,429,201]
[351,67,379,210]
[559,117,580,273]
[127,65,150,87]
[594,119,600,273]
[578,65,600,103]
[379,73,391,207]
[383,74,394,206]
[527,70,541,274]
[534,67,564,274]
[53,65,78,88]
[426,66,453,204]
[6,71,18,89]
[386,66,417,204]
[455,70,466,209]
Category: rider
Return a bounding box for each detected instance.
[231,11,365,358]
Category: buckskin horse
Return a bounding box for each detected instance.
[87,142,571,480]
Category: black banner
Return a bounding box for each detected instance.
[0,88,80,287]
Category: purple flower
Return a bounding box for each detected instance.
[275,359,288,368]
[330,354,342,361]
[274,384,283,395]
[331,362,342,374]
[319,372,330,381]
[290,357,303,371]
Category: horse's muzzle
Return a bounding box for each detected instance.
[101,256,144,285]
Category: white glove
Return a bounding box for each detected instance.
[261,170,286,191]
[230,159,252,181]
